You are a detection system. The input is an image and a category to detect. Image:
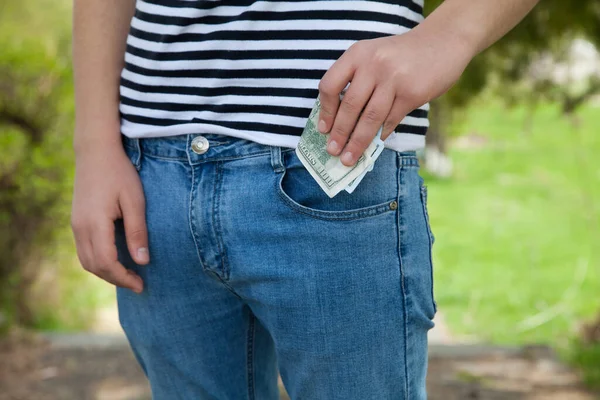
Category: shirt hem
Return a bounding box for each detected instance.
[121,123,427,152]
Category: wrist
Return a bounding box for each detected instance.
[73,127,124,159]
[408,22,477,62]
[399,23,475,82]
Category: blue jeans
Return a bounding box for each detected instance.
[116,134,436,400]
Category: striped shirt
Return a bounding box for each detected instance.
[119,0,429,152]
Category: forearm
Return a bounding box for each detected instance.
[413,0,540,58]
[72,0,135,154]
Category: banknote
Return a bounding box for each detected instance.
[295,96,379,198]
[344,126,385,194]
[296,95,386,197]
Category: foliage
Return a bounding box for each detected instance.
[570,314,600,390]
[427,0,600,100]
[424,0,600,148]
[570,342,600,391]
[0,0,96,331]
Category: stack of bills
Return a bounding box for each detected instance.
[296,96,385,198]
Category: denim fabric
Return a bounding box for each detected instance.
[116,134,436,400]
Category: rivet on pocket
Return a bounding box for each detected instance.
[389,200,398,210]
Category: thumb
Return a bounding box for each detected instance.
[120,189,149,265]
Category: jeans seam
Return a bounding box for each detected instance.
[212,161,230,280]
[396,153,410,400]
[210,271,244,300]
[188,162,207,272]
[138,148,294,164]
[270,146,285,173]
[194,151,272,164]
[133,138,142,170]
[123,138,142,171]
[247,311,256,400]
[137,153,189,163]
[420,185,437,315]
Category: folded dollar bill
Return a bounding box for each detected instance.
[295,95,385,198]
[344,126,385,194]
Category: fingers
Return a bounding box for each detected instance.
[73,213,145,294]
[382,98,411,138]
[325,71,375,158]
[99,261,144,294]
[91,218,144,293]
[120,189,149,265]
[317,51,356,134]
[338,87,394,166]
[72,222,94,275]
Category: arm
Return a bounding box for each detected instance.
[318,0,540,166]
[73,0,136,151]
[71,0,148,293]
[416,0,540,58]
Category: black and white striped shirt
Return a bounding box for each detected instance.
[119,0,429,151]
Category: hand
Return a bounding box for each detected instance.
[71,142,148,293]
[318,31,472,166]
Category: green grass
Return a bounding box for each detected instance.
[428,100,600,346]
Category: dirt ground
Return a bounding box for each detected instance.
[0,332,597,400]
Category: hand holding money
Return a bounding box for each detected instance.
[316,33,469,166]
[296,96,385,198]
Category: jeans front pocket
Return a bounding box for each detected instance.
[276,149,399,221]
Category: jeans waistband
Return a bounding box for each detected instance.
[122,134,419,169]
[122,133,285,164]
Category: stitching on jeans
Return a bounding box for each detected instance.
[123,138,142,171]
[210,270,244,300]
[213,162,230,280]
[270,146,285,173]
[142,151,271,163]
[247,311,256,400]
[194,151,273,163]
[136,154,189,162]
[274,170,395,221]
[396,153,410,400]
[188,163,206,271]
[420,185,437,315]
[133,138,142,170]
[137,148,294,163]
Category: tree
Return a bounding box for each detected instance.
[424,0,600,152]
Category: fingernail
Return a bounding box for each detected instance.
[137,247,149,263]
[318,119,327,133]
[341,152,354,165]
[135,278,144,293]
[327,140,339,154]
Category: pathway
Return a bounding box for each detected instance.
[0,309,596,400]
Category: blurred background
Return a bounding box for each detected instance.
[0,0,599,399]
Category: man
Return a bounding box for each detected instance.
[71,0,539,398]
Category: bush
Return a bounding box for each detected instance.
[570,315,600,390]
[0,0,108,331]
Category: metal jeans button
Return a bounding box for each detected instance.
[191,136,209,154]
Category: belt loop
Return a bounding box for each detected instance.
[133,138,142,170]
[270,146,284,173]
[185,134,194,166]
[124,136,142,170]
